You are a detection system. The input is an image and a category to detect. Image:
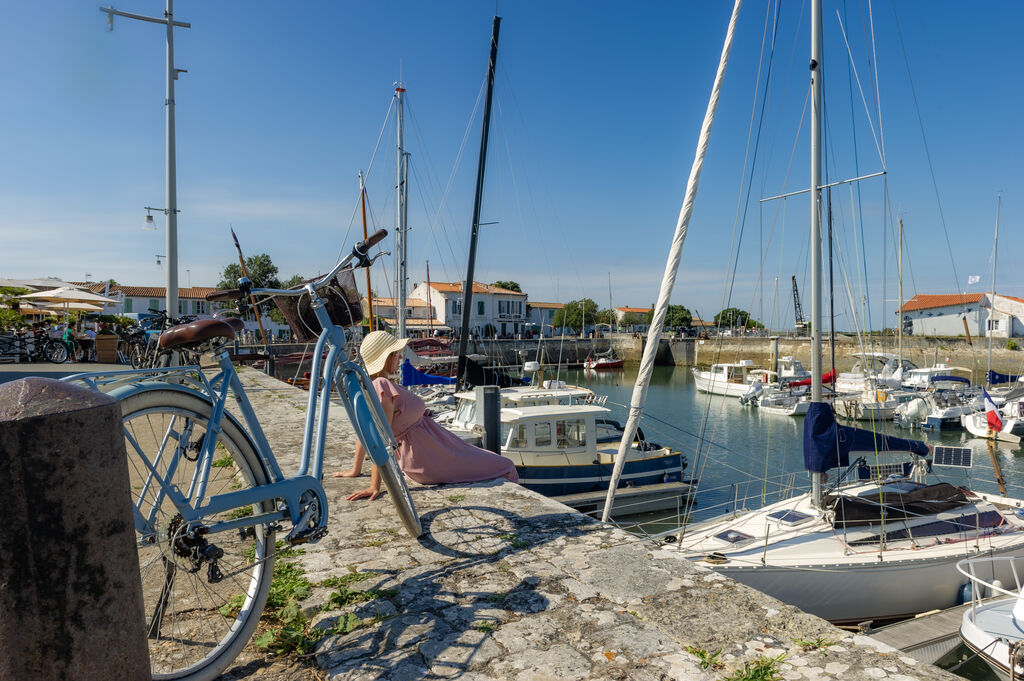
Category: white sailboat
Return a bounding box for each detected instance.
[666,0,1024,625]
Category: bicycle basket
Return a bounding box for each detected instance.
[274,268,363,342]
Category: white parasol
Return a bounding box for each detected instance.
[19,287,119,305]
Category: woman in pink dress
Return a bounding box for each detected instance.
[336,330,518,501]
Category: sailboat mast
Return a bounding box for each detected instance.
[395,85,408,339]
[426,260,434,337]
[456,15,501,387]
[897,218,903,369]
[810,0,825,507]
[987,194,1001,386]
[608,272,613,332]
[360,171,374,332]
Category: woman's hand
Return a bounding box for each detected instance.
[332,467,361,478]
[346,486,382,501]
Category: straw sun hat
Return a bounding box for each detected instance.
[359,330,410,376]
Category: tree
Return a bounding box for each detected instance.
[621,312,647,328]
[552,298,599,332]
[645,304,691,328]
[714,307,763,329]
[490,280,522,293]
[217,254,302,324]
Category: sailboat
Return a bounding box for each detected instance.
[636,0,1024,625]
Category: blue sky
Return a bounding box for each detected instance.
[2,1,1021,331]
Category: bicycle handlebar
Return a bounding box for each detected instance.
[205,229,388,303]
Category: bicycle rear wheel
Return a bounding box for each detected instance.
[120,389,275,681]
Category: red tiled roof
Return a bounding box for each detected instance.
[70,282,218,300]
[616,306,651,314]
[429,281,525,296]
[527,301,564,309]
[900,293,985,312]
[364,297,430,307]
[997,293,1024,305]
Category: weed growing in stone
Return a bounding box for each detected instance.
[498,533,530,549]
[685,646,723,670]
[722,654,786,681]
[446,494,466,503]
[323,585,397,610]
[498,563,512,572]
[486,592,508,603]
[320,572,374,589]
[227,505,254,520]
[474,621,497,633]
[791,636,835,654]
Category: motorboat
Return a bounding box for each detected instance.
[961,388,1024,443]
[902,364,972,391]
[956,555,1024,681]
[834,352,917,394]
[672,404,1024,625]
[692,359,762,397]
[896,389,979,430]
[833,388,898,421]
[583,348,624,370]
[499,403,686,506]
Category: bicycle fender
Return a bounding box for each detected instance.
[348,377,391,467]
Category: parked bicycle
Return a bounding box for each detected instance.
[64,229,420,681]
[0,325,79,363]
[125,309,200,368]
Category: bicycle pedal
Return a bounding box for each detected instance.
[285,526,328,546]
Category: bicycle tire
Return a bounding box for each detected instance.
[129,342,145,369]
[44,339,69,363]
[378,455,422,538]
[120,389,275,681]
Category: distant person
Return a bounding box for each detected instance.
[335,330,518,500]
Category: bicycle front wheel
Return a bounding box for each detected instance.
[44,340,69,363]
[120,389,275,681]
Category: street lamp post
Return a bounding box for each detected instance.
[102,1,190,317]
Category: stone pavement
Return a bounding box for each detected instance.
[229,367,959,681]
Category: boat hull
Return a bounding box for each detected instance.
[514,452,684,497]
[961,601,1019,681]
[692,369,752,397]
[961,412,1024,443]
[702,545,1024,626]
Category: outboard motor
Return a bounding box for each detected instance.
[740,379,764,406]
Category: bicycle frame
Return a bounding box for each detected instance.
[64,282,411,545]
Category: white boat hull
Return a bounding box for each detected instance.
[961,600,1018,681]
[961,412,1024,443]
[692,369,753,397]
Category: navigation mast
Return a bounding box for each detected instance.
[395,84,409,339]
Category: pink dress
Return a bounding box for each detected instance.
[373,378,519,485]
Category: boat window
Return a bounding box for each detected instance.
[535,422,552,447]
[767,509,813,526]
[455,400,475,424]
[500,423,512,447]
[556,419,586,448]
[509,424,527,449]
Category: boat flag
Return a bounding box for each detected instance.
[983,389,1004,432]
[968,275,981,285]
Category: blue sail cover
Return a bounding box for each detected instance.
[803,402,930,473]
[929,374,970,384]
[988,370,1021,385]
[400,359,456,386]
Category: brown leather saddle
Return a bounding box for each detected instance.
[159,317,246,350]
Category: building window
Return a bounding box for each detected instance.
[179,299,188,315]
[988,319,1004,332]
[477,301,485,315]
[194,300,207,315]
[149,298,160,312]
[124,298,133,313]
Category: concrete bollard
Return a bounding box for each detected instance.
[0,378,149,681]
[475,385,501,455]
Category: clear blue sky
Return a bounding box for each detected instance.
[2,1,1021,330]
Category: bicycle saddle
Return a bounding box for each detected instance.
[159,317,246,350]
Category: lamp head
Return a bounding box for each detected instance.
[144,210,156,231]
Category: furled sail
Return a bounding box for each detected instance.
[803,402,929,474]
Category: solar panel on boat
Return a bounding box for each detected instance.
[767,509,813,526]
[933,446,972,469]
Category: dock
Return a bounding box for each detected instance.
[868,604,969,664]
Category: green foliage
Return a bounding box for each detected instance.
[723,654,786,681]
[645,304,692,328]
[792,636,836,654]
[320,572,374,589]
[620,312,648,328]
[474,620,497,633]
[217,254,302,324]
[490,280,522,293]
[686,646,724,670]
[715,307,763,329]
[0,287,31,329]
[498,533,529,549]
[212,454,234,467]
[552,298,599,332]
[227,506,253,520]
[446,493,466,503]
[1007,340,1019,351]
[266,562,312,609]
[323,585,397,610]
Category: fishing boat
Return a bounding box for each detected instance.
[692,359,761,397]
[956,555,1024,681]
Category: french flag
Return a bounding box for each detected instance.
[984,389,1004,432]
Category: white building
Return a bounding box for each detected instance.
[898,292,1024,338]
[409,281,527,338]
[363,296,446,335]
[526,301,564,336]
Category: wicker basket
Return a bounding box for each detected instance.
[274,269,363,342]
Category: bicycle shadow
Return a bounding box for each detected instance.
[314,500,604,678]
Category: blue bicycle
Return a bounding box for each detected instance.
[67,229,420,681]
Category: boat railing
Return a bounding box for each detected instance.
[956,556,1024,619]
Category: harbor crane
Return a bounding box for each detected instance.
[792,276,808,333]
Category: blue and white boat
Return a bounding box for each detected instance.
[497,402,686,501]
